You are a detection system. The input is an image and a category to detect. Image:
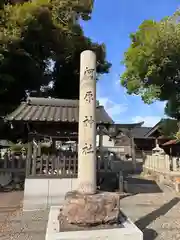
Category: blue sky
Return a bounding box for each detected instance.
[80,0,180,127]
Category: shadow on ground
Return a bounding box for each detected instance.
[135,197,180,240]
[143,229,158,240]
[114,159,144,175]
[0,184,24,192]
[97,170,163,194]
[97,172,119,192]
[124,175,162,194]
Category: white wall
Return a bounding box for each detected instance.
[23,178,78,211]
[96,134,115,148]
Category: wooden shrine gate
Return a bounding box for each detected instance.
[26,151,78,178]
[0,147,122,191]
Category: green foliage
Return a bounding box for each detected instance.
[10,143,27,153]
[0,0,111,114]
[165,95,180,120]
[175,131,180,140]
[121,11,180,119]
[159,118,178,138]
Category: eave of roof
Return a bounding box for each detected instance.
[162,139,180,146]
[5,97,114,124]
[131,127,152,138]
[144,121,162,137]
[113,122,144,128]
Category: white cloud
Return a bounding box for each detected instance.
[132,116,162,127]
[98,97,128,117]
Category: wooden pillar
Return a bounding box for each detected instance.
[170,147,172,156]
[96,125,104,188]
[118,171,124,193]
[32,139,38,176]
[155,138,157,145]
[37,141,41,157]
[130,129,136,171]
[98,128,103,149]
[52,139,56,152]
[26,141,32,177]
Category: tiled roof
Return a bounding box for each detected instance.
[144,121,161,137]
[6,97,114,124]
[131,127,152,138]
[114,126,151,139]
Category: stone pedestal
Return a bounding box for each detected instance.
[78,50,97,194]
[60,191,120,227]
[46,206,143,240]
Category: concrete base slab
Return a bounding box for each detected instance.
[23,178,78,211]
[46,206,143,240]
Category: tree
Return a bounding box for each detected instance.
[159,118,178,138]
[0,0,111,114]
[120,11,180,120]
[52,40,110,99]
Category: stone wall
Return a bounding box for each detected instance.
[143,153,180,192]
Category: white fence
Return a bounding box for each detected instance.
[144,154,180,172]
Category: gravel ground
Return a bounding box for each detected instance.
[0,207,49,240]
[0,191,48,240]
[0,191,24,239]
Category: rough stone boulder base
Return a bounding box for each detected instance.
[60,192,120,226]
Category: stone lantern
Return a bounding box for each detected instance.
[152,140,165,155]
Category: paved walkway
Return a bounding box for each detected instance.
[1,184,180,239]
[121,184,180,240]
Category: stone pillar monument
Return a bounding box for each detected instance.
[61,51,123,230]
[78,50,97,194]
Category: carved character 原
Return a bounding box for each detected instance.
[84,91,93,103]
